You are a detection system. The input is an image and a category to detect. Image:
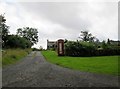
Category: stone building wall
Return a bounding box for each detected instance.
[47,39,57,50]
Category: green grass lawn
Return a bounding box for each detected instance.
[2,48,31,67]
[42,51,119,76]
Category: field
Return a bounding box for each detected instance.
[42,51,119,76]
[2,48,31,67]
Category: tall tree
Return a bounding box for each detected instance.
[0,14,9,48]
[107,38,110,45]
[17,27,38,46]
[79,31,95,42]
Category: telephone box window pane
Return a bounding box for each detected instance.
[59,43,62,54]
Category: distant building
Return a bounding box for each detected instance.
[109,40,120,46]
[47,39,57,50]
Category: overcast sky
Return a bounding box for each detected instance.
[0,0,119,49]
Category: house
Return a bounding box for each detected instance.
[47,39,57,50]
[109,40,120,46]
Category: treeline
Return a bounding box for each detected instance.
[64,31,120,56]
[0,15,38,49]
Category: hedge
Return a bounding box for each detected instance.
[64,41,120,57]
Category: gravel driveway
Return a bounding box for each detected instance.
[2,51,119,87]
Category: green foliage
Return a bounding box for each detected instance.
[107,38,110,45]
[0,15,38,49]
[0,15,9,48]
[64,39,68,43]
[79,31,95,42]
[6,35,31,49]
[49,48,55,51]
[96,48,120,56]
[17,27,38,46]
[101,40,108,49]
[65,40,120,56]
[65,41,96,56]
[42,51,119,76]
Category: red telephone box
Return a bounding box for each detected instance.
[57,39,64,56]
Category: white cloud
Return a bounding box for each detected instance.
[78,2,118,41]
[0,1,118,49]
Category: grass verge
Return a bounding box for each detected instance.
[41,50,119,76]
[2,48,31,67]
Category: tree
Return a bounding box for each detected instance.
[107,38,110,45]
[95,38,100,43]
[79,31,95,42]
[64,39,68,43]
[17,27,38,46]
[6,35,31,49]
[0,14,9,48]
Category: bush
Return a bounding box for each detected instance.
[65,41,96,56]
[95,48,120,56]
[64,41,120,57]
[6,35,32,49]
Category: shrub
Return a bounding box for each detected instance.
[95,48,120,56]
[64,41,120,57]
[5,35,32,49]
[65,41,96,56]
